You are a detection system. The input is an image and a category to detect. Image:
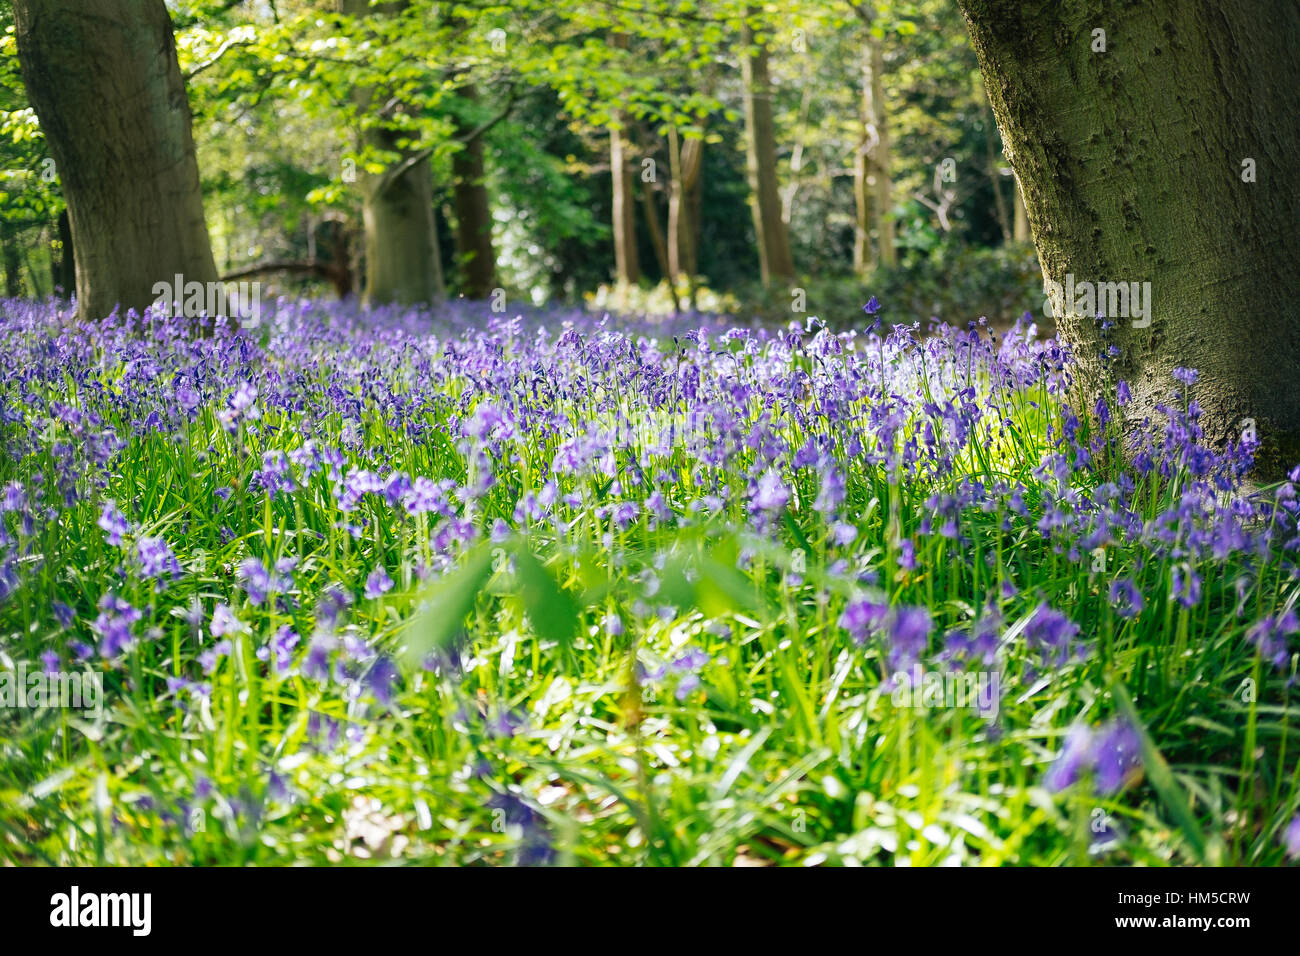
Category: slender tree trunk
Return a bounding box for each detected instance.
[56,208,74,297]
[635,148,680,314]
[4,235,20,298]
[639,174,672,281]
[741,15,795,285]
[342,0,443,306]
[13,0,217,321]
[608,36,640,289]
[852,62,874,274]
[610,118,640,287]
[451,84,496,300]
[979,82,1012,244]
[959,0,1300,478]
[1011,175,1029,243]
[865,35,895,269]
[667,128,703,282]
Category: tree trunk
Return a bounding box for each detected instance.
[741,15,795,285]
[1012,175,1029,243]
[852,56,874,274]
[958,0,1300,478]
[56,208,74,297]
[358,135,443,306]
[979,80,1012,244]
[13,0,217,321]
[3,234,20,298]
[667,128,703,281]
[608,36,639,289]
[342,0,443,306]
[451,84,497,300]
[610,119,640,287]
[865,35,895,269]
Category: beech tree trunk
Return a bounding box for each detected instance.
[668,128,703,282]
[741,16,795,285]
[55,208,74,297]
[852,48,876,274]
[1012,175,1029,243]
[3,235,20,298]
[451,84,497,300]
[610,118,640,287]
[342,0,443,306]
[958,0,1300,478]
[608,35,640,289]
[13,0,217,321]
[865,36,895,269]
[358,131,444,306]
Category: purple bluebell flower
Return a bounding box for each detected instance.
[256,625,300,673]
[1108,578,1144,619]
[1044,724,1093,793]
[136,535,182,581]
[52,600,75,628]
[198,639,233,674]
[1285,815,1300,859]
[93,593,141,659]
[839,597,889,644]
[364,564,395,599]
[97,500,129,546]
[1024,602,1083,671]
[1090,719,1142,795]
[365,655,401,706]
[1245,610,1298,672]
[751,468,789,512]
[210,603,244,637]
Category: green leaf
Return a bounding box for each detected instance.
[1110,678,1221,864]
[509,544,580,646]
[401,545,493,666]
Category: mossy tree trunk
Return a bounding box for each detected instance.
[342,0,443,307]
[13,0,218,321]
[958,0,1300,478]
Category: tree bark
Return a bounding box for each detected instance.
[609,35,639,289]
[741,15,795,285]
[958,0,1300,478]
[342,0,443,306]
[852,52,874,274]
[865,35,895,269]
[979,80,1013,244]
[667,129,703,282]
[13,0,218,321]
[3,234,20,298]
[610,118,640,287]
[1011,174,1029,243]
[55,208,74,297]
[451,84,496,300]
